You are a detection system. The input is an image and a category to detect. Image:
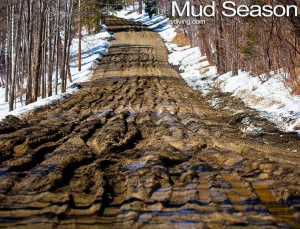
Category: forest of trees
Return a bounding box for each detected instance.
[0,0,300,111]
[155,0,300,94]
[0,0,124,111]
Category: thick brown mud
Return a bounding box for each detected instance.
[0,18,299,228]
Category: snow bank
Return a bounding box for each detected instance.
[217,71,300,133]
[0,27,112,120]
[116,8,300,134]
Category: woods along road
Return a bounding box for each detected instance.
[0,18,300,228]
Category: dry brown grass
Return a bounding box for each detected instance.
[172,31,190,47]
[290,81,300,95]
[284,68,300,95]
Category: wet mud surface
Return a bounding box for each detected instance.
[0,18,300,228]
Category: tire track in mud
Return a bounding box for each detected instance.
[0,18,299,228]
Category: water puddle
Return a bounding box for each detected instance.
[126,161,146,171]
[253,184,299,227]
[222,173,250,213]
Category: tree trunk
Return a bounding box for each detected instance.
[5,0,11,103]
[231,20,238,76]
[199,27,214,65]
[60,0,69,93]
[25,0,33,104]
[9,0,25,111]
[139,0,142,14]
[78,0,82,72]
[55,0,61,95]
[33,0,45,102]
[215,0,226,75]
[47,5,53,97]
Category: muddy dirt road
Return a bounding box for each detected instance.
[0,18,300,228]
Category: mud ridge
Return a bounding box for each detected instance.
[0,18,299,228]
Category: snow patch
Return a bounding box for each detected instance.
[116,7,300,134]
[0,27,112,120]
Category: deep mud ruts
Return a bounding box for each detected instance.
[0,18,299,228]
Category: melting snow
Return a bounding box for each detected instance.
[116,7,300,134]
[1,6,299,135]
[0,27,112,120]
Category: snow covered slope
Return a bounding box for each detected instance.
[116,8,300,134]
[0,27,112,120]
